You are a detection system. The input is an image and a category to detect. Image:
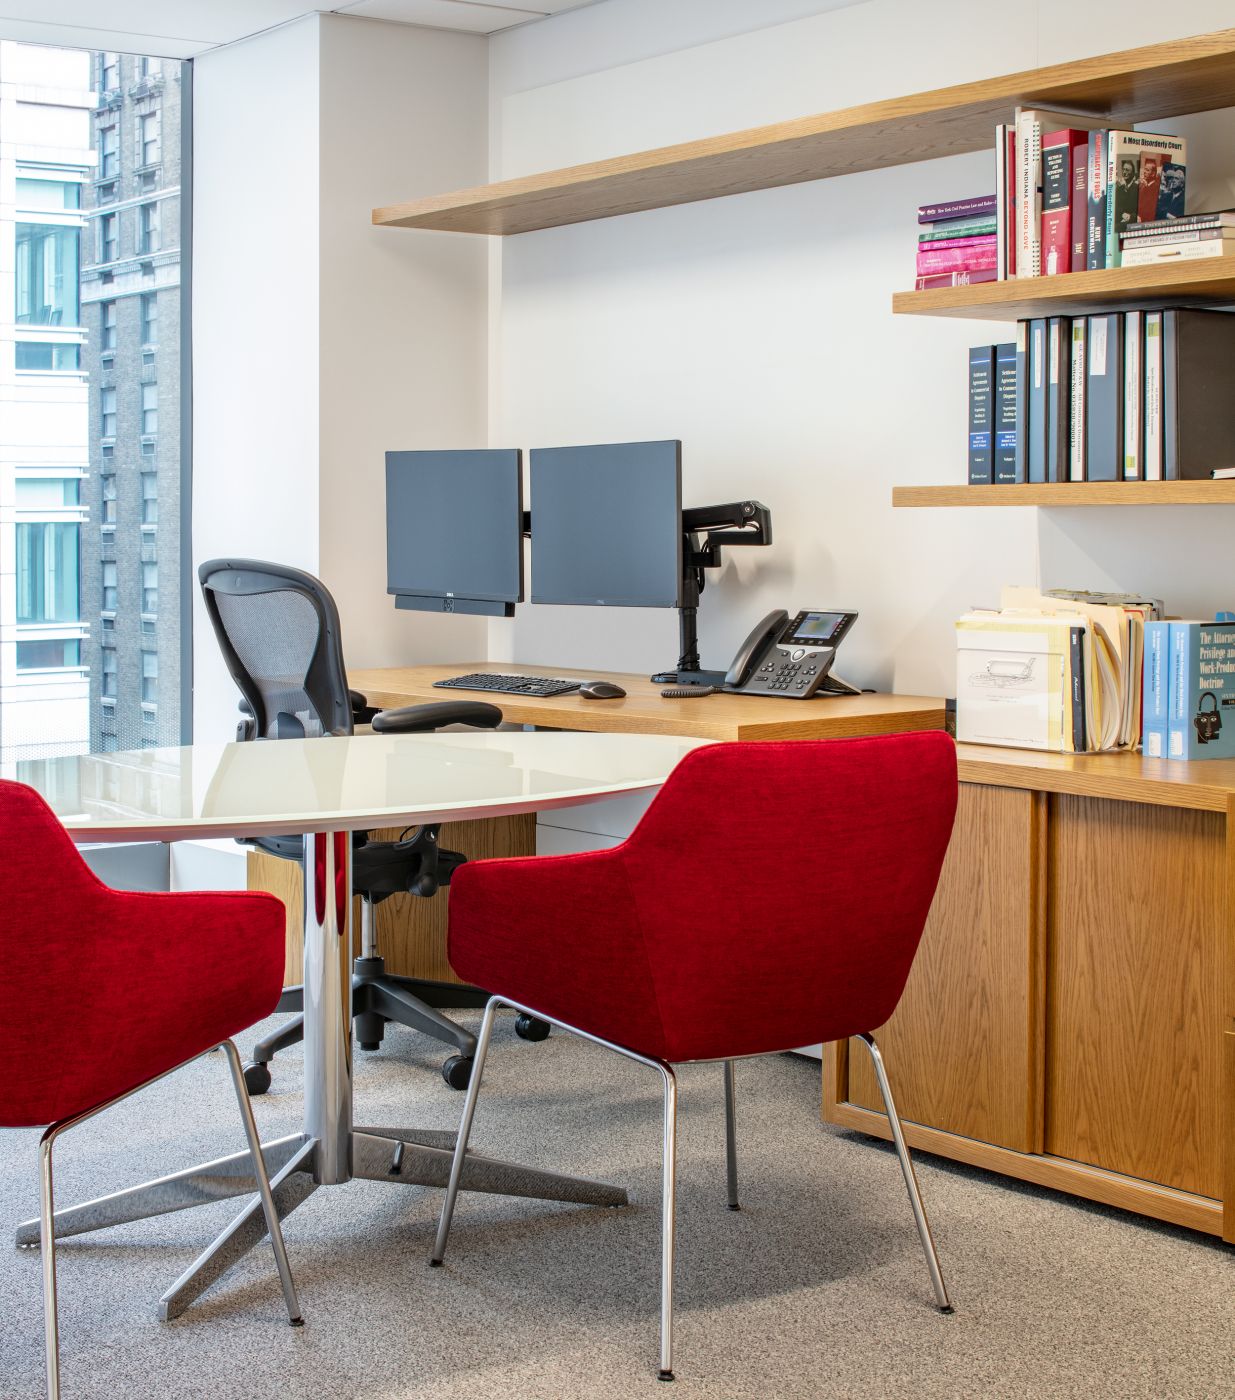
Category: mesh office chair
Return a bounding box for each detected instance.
[198,558,547,1095]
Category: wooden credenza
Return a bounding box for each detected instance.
[825,744,1235,1239]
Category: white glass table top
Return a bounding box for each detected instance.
[9,730,710,843]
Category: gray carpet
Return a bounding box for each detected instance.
[1,1015,1231,1400]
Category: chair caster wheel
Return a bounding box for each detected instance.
[514,1013,550,1042]
[442,1055,473,1090]
[243,1062,272,1096]
[359,1042,381,1052]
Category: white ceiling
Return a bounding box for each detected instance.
[0,0,600,57]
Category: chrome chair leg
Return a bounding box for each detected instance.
[857,1032,951,1313]
[431,996,501,1266]
[219,1040,303,1325]
[39,1128,61,1400]
[657,1064,678,1383]
[722,1060,739,1211]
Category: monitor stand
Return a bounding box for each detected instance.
[650,605,727,687]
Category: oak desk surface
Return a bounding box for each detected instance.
[350,662,947,743]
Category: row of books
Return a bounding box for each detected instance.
[956,587,1160,753]
[995,111,1188,279]
[1119,209,1235,267]
[914,195,998,288]
[1143,620,1235,760]
[967,308,1235,484]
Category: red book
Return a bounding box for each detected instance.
[1137,152,1164,222]
[1070,139,1088,271]
[1042,128,1088,275]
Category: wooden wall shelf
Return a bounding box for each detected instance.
[893,261,1235,320]
[893,481,1235,506]
[373,27,1235,236]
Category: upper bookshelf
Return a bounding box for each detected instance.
[373,27,1235,236]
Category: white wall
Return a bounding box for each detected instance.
[488,0,1235,695]
[193,15,489,741]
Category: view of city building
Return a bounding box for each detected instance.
[0,39,183,765]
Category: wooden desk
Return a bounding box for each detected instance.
[826,742,1235,1240]
[349,661,947,741]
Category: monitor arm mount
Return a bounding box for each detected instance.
[651,500,772,687]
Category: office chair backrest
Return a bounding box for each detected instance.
[199,559,353,740]
[619,731,957,1059]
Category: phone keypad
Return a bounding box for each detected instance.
[750,647,832,695]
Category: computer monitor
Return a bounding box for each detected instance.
[385,449,524,618]
[529,440,683,608]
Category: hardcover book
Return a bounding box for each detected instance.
[918,195,997,223]
[1104,131,1188,266]
[968,345,995,485]
[1085,312,1124,482]
[994,341,1018,484]
[1042,129,1087,275]
[1167,621,1235,760]
[1086,130,1107,270]
[1161,309,1235,480]
[1121,240,1235,265]
[1141,620,1169,758]
[914,269,999,289]
[1014,321,1028,483]
[1071,138,1089,271]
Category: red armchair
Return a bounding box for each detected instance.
[0,781,302,1400]
[430,732,958,1381]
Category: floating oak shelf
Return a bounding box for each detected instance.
[893,260,1235,320]
[373,27,1235,236]
[893,481,1235,506]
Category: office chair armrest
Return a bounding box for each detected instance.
[349,689,380,725]
[371,700,502,733]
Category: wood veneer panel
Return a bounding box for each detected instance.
[248,814,536,987]
[894,481,1235,508]
[373,28,1235,235]
[847,783,1041,1152]
[1046,795,1223,1199]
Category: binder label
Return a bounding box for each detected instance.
[1090,317,1108,374]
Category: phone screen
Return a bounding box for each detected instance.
[792,612,848,643]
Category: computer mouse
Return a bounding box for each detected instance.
[579,681,627,700]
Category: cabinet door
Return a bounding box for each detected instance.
[1046,795,1223,1199]
[846,782,1043,1153]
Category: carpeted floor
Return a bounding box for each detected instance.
[1,1014,1231,1400]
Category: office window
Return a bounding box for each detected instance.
[138,112,160,166]
[16,342,80,371]
[98,51,118,92]
[141,651,158,702]
[141,382,158,435]
[16,478,79,508]
[102,560,118,612]
[99,211,117,263]
[142,561,158,614]
[15,224,79,326]
[99,123,118,179]
[141,292,157,345]
[15,179,80,212]
[101,299,117,351]
[101,474,117,525]
[100,386,116,438]
[16,522,79,623]
[138,201,159,255]
[17,639,81,670]
[101,647,117,698]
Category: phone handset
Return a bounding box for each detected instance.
[724,610,789,690]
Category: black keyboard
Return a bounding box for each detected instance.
[434,673,583,698]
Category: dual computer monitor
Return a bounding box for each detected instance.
[385,441,683,617]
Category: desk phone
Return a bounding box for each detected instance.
[723,609,858,698]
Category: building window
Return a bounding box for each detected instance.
[101,475,117,525]
[102,560,118,612]
[99,123,118,179]
[100,386,116,438]
[141,382,158,435]
[141,292,157,345]
[16,522,80,623]
[140,472,157,525]
[138,112,160,166]
[142,561,158,614]
[16,478,79,508]
[16,342,80,372]
[101,647,117,697]
[142,650,158,702]
[99,211,117,263]
[15,224,80,326]
[101,299,116,351]
[138,56,161,79]
[17,639,81,670]
[139,202,159,255]
[15,179,80,212]
[99,51,118,92]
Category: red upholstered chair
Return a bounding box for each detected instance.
[0,781,302,1400]
[431,732,958,1381]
